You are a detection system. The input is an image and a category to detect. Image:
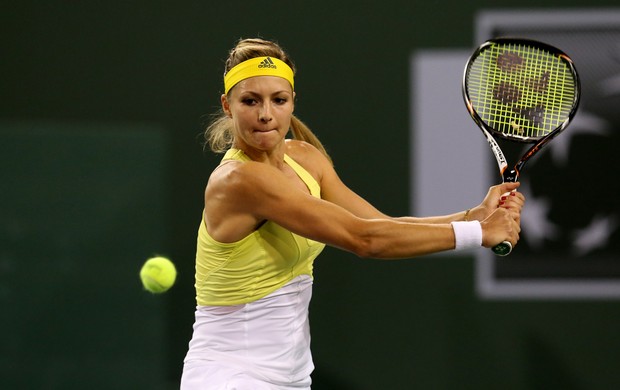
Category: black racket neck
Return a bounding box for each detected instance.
[503,169,519,183]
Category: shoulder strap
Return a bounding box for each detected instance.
[222,148,249,162]
[221,149,321,198]
[284,154,321,198]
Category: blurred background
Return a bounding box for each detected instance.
[2,1,619,389]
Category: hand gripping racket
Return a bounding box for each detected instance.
[462,38,581,256]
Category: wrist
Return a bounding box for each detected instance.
[450,221,482,250]
[465,206,486,222]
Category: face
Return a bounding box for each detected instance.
[222,76,295,153]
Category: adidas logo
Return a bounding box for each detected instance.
[258,57,277,69]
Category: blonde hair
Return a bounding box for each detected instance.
[205,38,332,163]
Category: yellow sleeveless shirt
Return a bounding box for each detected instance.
[194,148,326,306]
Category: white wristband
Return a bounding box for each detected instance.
[450,221,482,250]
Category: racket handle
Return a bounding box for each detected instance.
[493,189,515,256]
[492,241,512,256]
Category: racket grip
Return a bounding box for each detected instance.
[492,241,512,256]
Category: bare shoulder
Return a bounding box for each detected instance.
[285,139,331,181]
[207,159,272,197]
[285,139,323,160]
[204,160,279,241]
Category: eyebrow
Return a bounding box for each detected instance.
[239,90,292,98]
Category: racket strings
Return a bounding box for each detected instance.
[466,42,577,140]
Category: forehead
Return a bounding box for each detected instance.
[233,76,293,94]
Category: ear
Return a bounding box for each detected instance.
[292,91,296,113]
[221,94,232,117]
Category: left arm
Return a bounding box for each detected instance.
[289,141,524,224]
[315,149,523,224]
[396,183,525,224]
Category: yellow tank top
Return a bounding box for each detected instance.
[194,148,326,306]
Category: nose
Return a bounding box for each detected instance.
[259,103,273,123]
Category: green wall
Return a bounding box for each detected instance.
[2,2,619,389]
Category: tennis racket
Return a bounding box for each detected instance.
[462,38,581,256]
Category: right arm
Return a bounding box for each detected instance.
[204,160,519,259]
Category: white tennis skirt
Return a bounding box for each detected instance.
[181,275,314,390]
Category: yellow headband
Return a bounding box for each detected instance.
[223,56,294,95]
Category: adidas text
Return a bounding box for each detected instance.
[258,57,277,69]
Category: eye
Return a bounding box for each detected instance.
[274,97,288,105]
[241,98,257,105]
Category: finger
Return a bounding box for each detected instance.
[509,190,526,205]
[500,182,521,193]
[505,210,521,225]
[502,196,524,210]
[500,192,525,209]
[498,193,516,208]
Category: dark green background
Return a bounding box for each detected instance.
[2,2,619,389]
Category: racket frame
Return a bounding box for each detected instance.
[461,37,581,254]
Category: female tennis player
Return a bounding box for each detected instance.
[180,38,525,389]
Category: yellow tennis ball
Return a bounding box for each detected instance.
[140,256,177,293]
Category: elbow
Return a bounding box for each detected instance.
[348,235,382,259]
[339,219,390,259]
